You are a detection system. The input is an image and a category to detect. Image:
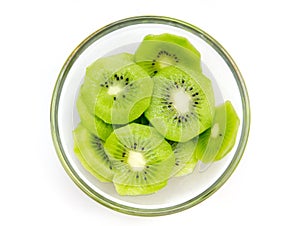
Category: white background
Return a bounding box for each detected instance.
[1,0,299,225]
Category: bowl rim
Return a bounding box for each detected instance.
[50,15,250,216]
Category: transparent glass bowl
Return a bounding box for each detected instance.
[50,16,250,216]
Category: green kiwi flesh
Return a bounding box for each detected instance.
[73,124,114,182]
[74,145,110,182]
[76,91,113,141]
[145,66,215,142]
[104,123,175,195]
[196,101,240,163]
[134,33,201,76]
[71,33,241,196]
[143,33,200,57]
[81,53,153,124]
[171,137,198,177]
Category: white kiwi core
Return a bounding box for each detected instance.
[127,151,146,171]
[108,85,122,95]
[211,123,220,138]
[171,89,191,114]
[158,56,174,68]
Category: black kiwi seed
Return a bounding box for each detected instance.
[105,85,109,88]
[113,97,116,101]
[122,152,126,157]
[120,75,123,80]
[144,177,147,181]
[154,70,158,74]
[136,175,139,179]
[123,95,126,98]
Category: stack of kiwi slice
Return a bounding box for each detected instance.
[73,33,240,196]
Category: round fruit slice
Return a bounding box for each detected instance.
[196,101,240,163]
[145,66,215,142]
[81,53,153,124]
[104,123,175,195]
[74,144,109,182]
[170,137,198,177]
[134,33,202,76]
[73,124,114,182]
[76,90,113,141]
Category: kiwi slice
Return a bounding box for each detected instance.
[171,137,198,177]
[145,66,215,142]
[196,101,240,163]
[104,123,175,195]
[76,90,113,141]
[134,33,201,76]
[74,144,110,182]
[73,124,114,182]
[81,53,153,124]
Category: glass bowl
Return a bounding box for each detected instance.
[50,16,250,216]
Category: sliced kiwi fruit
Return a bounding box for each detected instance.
[196,101,240,163]
[113,182,167,196]
[134,33,201,76]
[76,90,113,141]
[81,53,153,124]
[175,152,198,177]
[145,66,215,142]
[73,124,114,182]
[104,123,175,195]
[74,144,110,182]
[170,137,198,177]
